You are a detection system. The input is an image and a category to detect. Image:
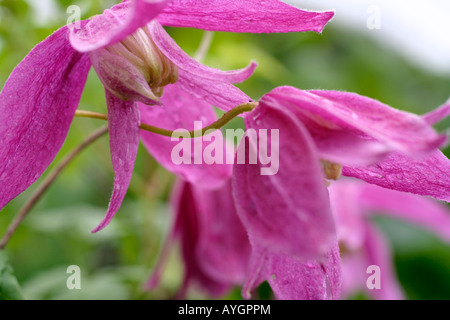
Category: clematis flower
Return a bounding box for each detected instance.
[148,178,342,300]
[232,86,448,265]
[147,178,251,298]
[0,0,335,232]
[328,179,450,300]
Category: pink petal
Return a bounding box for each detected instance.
[0,26,91,210]
[69,0,169,53]
[361,223,405,300]
[342,150,450,202]
[422,99,450,125]
[148,20,257,83]
[243,240,342,300]
[358,182,450,241]
[176,71,254,112]
[264,87,446,156]
[193,179,251,285]
[171,180,231,297]
[148,20,255,111]
[328,180,367,250]
[232,102,336,259]
[139,84,232,189]
[158,0,334,33]
[91,91,140,233]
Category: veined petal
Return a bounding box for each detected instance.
[69,0,169,53]
[232,102,336,259]
[91,91,140,233]
[148,20,257,83]
[139,84,232,189]
[342,150,450,202]
[176,71,253,112]
[358,182,450,241]
[243,240,341,300]
[263,87,446,156]
[0,26,91,210]
[158,0,334,33]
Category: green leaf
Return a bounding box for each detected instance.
[0,251,24,300]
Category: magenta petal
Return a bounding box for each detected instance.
[148,20,257,83]
[0,26,91,210]
[176,71,253,112]
[158,0,334,33]
[69,0,169,53]
[328,181,366,250]
[91,92,140,233]
[343,150,450,202]
[243,241,341,300]
[148,20,255,112]
[358,182,450,241]
[264,87,445,155]
[361,223,405,300]
[422,100,450,125]
[139,84,232,188]
[232,103,336,259]
[171,180,231,297]
[193,179,251,285]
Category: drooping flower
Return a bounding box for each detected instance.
[147,178,251,298]
[148,178,342,300]
[328,179,450,300]
[232,86,449,264]
[0,0,335,232]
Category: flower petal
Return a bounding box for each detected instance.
[232,102,336,259]
[158,0,334,33]
[243,240,342,300]
[0,26,91,210]
[263,87,446,156]
[328,180,367,250]
[148,20,257,83]
[176,71,254,112]
[422,99,450,125]
[148,20,255,111]
[193,179,250,285]
[69,0,169,53]
[360,223,405,300]
[342,150,450,202]
[358,182,450,241]
[91,91,140,233]
[171,180,231,297]
[139,84,232,188]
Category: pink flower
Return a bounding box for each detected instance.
[149,178,342,300]
[329,179,450,300]
[232,86,448,264]
[0,1,334,232]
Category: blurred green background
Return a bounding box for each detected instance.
[0,0,449,300]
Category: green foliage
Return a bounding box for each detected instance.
[0,251,24,300]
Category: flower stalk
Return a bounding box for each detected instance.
[75,101,258,137]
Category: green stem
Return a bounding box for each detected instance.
[75,102,258,137]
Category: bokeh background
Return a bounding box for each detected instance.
[0,0,449,300]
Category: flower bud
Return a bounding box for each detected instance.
[89,27,178,104]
